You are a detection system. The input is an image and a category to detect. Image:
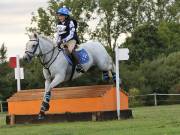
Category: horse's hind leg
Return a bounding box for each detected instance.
[99,57,116,83]
[102,71,110,81]
[103,65,116,84]
[102,70,116,84]
[110,63,123,86]
[111,63,116,84]
[111,71,116,84]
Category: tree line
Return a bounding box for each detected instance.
[0,0,179,106]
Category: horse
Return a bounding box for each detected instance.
[23,33,116,119]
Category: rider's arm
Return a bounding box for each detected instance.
[55,32,61,45]
[62,20,75,42]
[55,25,62,45]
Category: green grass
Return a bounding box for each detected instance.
[0,112,6,125]
[0,105,180,135]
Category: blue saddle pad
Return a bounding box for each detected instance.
[76,49,89,64]
[63,49,89,65]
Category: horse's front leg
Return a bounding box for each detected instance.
[38,74,65,119]
[38,79,51,119]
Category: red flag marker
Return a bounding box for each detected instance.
[9,57,17,68]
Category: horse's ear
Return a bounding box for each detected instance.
[28,34,31,39]
[34,33,38,39]
[25,32,31,39]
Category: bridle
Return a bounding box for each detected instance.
[25,38,60,69]
[25,39,40,58]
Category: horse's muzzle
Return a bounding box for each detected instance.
[23,53,32,63]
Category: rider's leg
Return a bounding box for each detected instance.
[67,40,76,53]
[67,40,85,73]
[71,50,85,73]
[111,63,116,84]
[64,47,72,59]
[111,71,116,83]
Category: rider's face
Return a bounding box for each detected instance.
[58,15,66,22]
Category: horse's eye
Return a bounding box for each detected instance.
[32,44,36,48]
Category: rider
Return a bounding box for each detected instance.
[56,6,84,73]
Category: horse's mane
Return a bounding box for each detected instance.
[38,34,56,47]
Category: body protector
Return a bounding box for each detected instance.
[56,19,79,46]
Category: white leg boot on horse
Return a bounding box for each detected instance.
[102,70,116,84]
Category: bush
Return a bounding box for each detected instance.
[129,88,143,107]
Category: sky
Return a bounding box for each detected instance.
[0,0,48,59]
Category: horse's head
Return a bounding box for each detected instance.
[23,33,40,62]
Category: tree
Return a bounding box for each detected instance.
[20,58,44,89]
[125,0,179,29]
[26,0,179,53]
[0,43,7,63]
[0,43,12,100]
[0,61,15,100]
[91,0,137,53]
[123,24,164,65]
[91,0,118,52]
[121,51,180,105]
[123,22,180,65]
[90,0,179,53]
[157,21,180,54]
[139,51,180,96]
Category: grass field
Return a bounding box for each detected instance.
[0,105,180,135]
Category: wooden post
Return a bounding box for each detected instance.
[154,93,157,106]
[92,112,97,121]
[0,101,2,112]
[10,115,15,125]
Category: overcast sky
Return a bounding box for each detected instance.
[0,0,48,58]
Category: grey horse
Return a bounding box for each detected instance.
[23,33,116,119]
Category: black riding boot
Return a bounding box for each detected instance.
[71,50,85,73]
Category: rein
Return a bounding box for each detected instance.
[39,46,61,69]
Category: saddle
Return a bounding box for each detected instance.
[62,47,89,80]
[62,47,89,66]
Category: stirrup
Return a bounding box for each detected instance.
[76,64,85,73]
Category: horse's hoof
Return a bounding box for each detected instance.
[38,114,45,120]
[38,112,45,120]
[41,101,50,111]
